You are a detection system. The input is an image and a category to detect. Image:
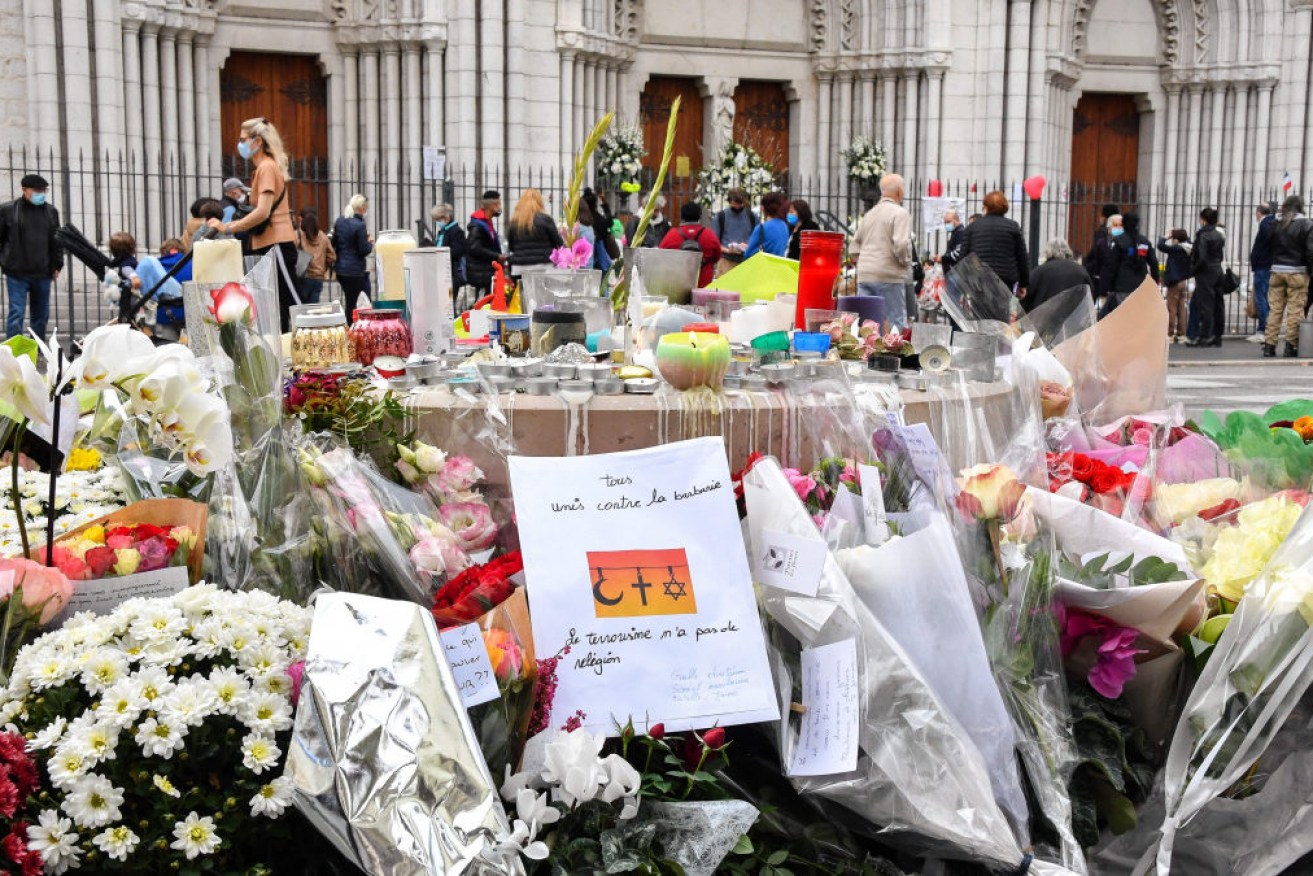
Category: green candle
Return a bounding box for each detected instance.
[655,331,732,390]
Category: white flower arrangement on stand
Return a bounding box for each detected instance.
[841,135,888,184]
[596,123,646,194]
[0,466,129,556]
[1,584,312,873]
[695,142,776,210]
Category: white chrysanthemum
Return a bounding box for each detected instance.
[223,622,260,657]
[92,824,140,862]
[170,811,222,859]
[254,672,290,697]
[28,715,66,751]
[80,649,129,694]
[240,641,287,678]
[72,722,119,767]
[48,745,91,790]
[28,809,81,872]
[152,773,181,798]
[135,717,185,758]
[249,775,294,818]
[241,691,293,734]
[208,666,249,716]
[96,678,145,728]
[62,773,125,828]
[128,604,187,643]
[190,618,227,658]
[240,733,281,775]
[160,680,217,728]
[134,665,174,704]
[32,654,78,691]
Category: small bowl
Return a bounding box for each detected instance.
[522,377,557,396]
[624,377,658,394]
[476,361,514,378]
[543,363,577,379]
[510,357,544,377]
[759,362,796,384]
[578,363,614,381]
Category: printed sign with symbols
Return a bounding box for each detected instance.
[440,622,500,708]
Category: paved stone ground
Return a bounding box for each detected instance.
[1166,338,1313,420]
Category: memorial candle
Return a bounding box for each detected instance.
[375,229,417,300]
[191,238,244,284]
[655,331,731,390]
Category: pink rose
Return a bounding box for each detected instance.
[438,502,499,552]
[782,468,817,502]
[1131,427,1153,447]
[106,533,133,550]
[0,558,73,626]
[437,456,483,497]
[136,536,173,573]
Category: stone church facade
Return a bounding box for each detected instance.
[2,0,1311,245]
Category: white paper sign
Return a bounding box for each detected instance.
[422,145,446,181]
[440,622,500,708]
[754,527,827,596]
[882,415,953,493]
[791,638,860,776]
[510,437,779,735]
[54,566,188,626]
[856,464,886,546]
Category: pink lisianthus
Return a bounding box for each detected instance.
[782,468,817,502]
[438,502,499,552]
[881,330,905,350]
[0,558,73,625]
[1061,608,1146,699]
[437,456,484,497]
[410,531,470,579]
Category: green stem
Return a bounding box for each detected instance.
[684,746,708,799]
[11,419,28,559]
[0,575,19,685]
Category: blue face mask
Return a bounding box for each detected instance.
[29,193,45,206]
[786,213,798,226]
[943,223,953,233]
[237,139,255,160]
[1110,227,1124,237]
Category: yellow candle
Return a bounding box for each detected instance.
[191,239,244,284]
[655,331,731,390]
[375,230,417,300]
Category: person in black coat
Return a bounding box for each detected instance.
[0,174,62,340]
[506,188,565,277]
[939,208,966,272]
[785,199,821,260]
[960,190,1029,293]
[331,193,373,302]
[1084,203,1121,302]
[465,190,505,296]
[1024,239,1093,313]
[1187,208,1226,347]
[1157,230,1192,341]
[1099,212,1159,318]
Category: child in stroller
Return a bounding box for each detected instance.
[102,233,187,341]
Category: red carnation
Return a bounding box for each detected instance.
[85,546,118,578]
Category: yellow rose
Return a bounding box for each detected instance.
[955,464,1025,522]
[1201,496,1303,602]
[82,525,106,545]
[113,548,141,576]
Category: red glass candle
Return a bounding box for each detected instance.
[795,231,845,331]
[349,309,413,366]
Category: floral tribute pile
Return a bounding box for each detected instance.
[50,524,196,582]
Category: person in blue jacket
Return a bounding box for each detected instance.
[744,191,790,258]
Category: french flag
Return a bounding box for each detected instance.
[1283,171,1293,193]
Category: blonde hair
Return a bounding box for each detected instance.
[511,189,546,235]
[344,193,367,218]
[241,117,289,180]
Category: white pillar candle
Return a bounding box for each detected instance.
[375,230,418,301]
[191,239,244,284]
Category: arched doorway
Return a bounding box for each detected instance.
[733,81,790,181]
[220,53,329,226]
[1069,93,1139,250]
[639,77,704,216]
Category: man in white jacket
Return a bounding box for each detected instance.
[850,173,913,328]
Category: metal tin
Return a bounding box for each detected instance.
[727,358,750,377]
[760,362,796,384]
[577,363,613,381]
[522,377,557,396]
[543,363,577,379]
[387,375,415,391]
[740,375,768,391]
[476,361,513,378]
[896,372,927,391]
[624,377,659,394]
[374,355,409,378]
[594,378,624,395]
[616,365,653,380]
[509,357,544,377]
[446,376,482,392]
[406,357,444,381]
[485,376,516,393]
[722,375,744,390]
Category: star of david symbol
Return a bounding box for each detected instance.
[662,579,688,600]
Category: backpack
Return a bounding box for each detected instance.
[679,226,706,261]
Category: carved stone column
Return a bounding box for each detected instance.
[701,76,739,168]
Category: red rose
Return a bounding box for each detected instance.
[649,722,665,740]
[84,546,118,578]
[702,727,727,750]
[1070,454,1095,482]
[679,735,702,771]
[1089,470,1123,496]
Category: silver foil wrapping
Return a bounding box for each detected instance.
[286,593,520,875]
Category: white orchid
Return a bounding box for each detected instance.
[71,325,157,389]
[0,342,51,425]
[129,357,205,416]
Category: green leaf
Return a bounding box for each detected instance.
[732,835,753,856]
[766,850,789,866]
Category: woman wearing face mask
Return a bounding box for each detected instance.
[1098,212,1158,318]
[208,117,298,331]
[785,199,820,260]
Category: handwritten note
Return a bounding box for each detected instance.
[790,638,860,777]
[754,528,826,597]
[440,622,499,708]
[882,415,953,494]
[510,437,778,735]
[54,567,188,627]
[856,464,887,546]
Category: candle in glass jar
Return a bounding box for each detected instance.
[655,331,731,390]
[192,239,245,284]
[375,230,417,300]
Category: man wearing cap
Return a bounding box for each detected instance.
[0,174,62,340]
[220,177,253,253]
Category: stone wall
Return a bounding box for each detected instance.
[0,0,26,153]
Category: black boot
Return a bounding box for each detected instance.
[1284,342,1299,358]
[1263,344,1277,358]
[1208,335,1223,347]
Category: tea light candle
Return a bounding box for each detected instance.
[655,331,732,390]
[192,239,245,284]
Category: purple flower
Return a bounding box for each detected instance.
[136,536,174,573]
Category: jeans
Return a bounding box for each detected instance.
[857,281,909,329]
[5,275,51,340]
[299,278,324,304]
[1252,268,1271,331]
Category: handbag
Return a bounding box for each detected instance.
[1220,267,1240,296]
[294,233,312,277]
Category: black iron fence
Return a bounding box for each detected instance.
[0,144,1290,345]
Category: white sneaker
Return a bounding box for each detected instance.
[1246,333,1264,343]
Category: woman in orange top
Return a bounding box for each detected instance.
[209,116,298,330]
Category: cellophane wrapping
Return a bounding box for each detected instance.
[1155,503,1313,873]
[743,455,1035,870]
[286,592,518,875]
[940,254,1026,328]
